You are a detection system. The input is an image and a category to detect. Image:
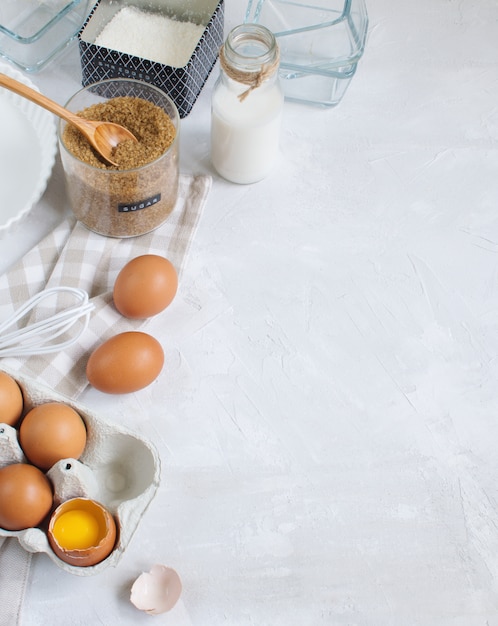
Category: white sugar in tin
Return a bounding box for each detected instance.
[95,6,205,68]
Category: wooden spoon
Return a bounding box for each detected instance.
[0,73,137,167]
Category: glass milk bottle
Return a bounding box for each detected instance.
[210,24,284,184]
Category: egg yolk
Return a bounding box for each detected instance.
[52,509,101,550]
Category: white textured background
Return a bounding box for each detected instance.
[2,0,498,624]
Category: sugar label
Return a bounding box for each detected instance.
[118,194,161,213]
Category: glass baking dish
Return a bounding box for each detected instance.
[0,0,94,72]
[244,0,368,107]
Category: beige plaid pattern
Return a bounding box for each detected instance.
[0,173,211,398]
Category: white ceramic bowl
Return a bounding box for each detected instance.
[0,62,57,237]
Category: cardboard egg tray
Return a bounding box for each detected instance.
[0,367,161,576]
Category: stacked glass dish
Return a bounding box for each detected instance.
[244,0,369,107]
[0,0,94,73]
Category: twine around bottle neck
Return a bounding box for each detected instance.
[219,44,280,102]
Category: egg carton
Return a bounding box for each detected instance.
[0,367,161,575]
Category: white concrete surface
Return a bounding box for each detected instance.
[2,0,498,624]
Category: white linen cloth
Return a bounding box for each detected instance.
[0,172,211,625]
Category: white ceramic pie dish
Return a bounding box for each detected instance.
[0,62,57,237]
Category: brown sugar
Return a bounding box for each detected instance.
[60,96,179,238]
[62,96,176,170]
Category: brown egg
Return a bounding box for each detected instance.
[86,331,164,394]
[48,498,117,567]
[19,402,87,471]
[0,463,53,530]
[0,371,23,426]
[113,254,178,319]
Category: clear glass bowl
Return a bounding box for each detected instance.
[244,0,368,107]
[0,0,93,73]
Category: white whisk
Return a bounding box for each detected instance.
[0,287,94,358]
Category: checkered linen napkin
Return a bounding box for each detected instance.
[0,173,210,626]
[0,173,211,400]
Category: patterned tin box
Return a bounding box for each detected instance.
[78,0,224,118]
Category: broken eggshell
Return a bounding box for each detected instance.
[48,497,117,567]
[130,565,182,615]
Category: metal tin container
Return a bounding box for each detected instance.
[78,0,224,118]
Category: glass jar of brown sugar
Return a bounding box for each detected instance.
[58,79,180,238]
